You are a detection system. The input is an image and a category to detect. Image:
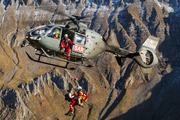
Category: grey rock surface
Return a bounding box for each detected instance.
[0,0,180,120]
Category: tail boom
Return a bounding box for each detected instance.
[107,36,159,73]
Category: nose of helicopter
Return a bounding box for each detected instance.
[25,32,30,39]
[21,32,31,47]
[25,31,42,42]
[21,31,42,48]
[26,31,30,36]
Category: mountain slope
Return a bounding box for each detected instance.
[0,0,180,120]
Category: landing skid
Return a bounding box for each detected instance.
[40,48,93,68]
[26,52,76,70]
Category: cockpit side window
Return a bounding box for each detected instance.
[76,34,86,45]
[47,28,61,39]
[31,26,52,36]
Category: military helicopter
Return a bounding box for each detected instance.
[22,12,159,73]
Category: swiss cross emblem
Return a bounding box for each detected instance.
[150,40,154,44]
[74,45,85,53]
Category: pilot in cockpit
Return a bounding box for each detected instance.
[53,29,61,39]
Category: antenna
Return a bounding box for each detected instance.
[49,20,54,25]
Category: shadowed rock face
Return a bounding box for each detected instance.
[0,0,180,119]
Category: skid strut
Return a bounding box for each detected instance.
[40,48,93,67]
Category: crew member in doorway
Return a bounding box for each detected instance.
[60,34,74,61]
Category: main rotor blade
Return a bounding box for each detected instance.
[73,15,91,20]
[79,20,91,23]
[27,5,92,25]
[56,11,76,19]
[21,20,49,24]
[36,5,57,13]
[55,19,72,22]
[56,11,91,21]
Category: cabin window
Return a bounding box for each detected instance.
[47,28,62,39]
[76,34,86,45]
[31,26,52,36]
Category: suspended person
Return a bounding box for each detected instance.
[65,86,88,116]
[67,78,79,101]
[60,34,75,61]
[73,78,86,106]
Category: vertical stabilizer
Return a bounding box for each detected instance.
[133,36,159,73]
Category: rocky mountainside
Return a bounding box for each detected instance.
[0,0,180,119]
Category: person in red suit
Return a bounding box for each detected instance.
[68,78,79,101]
[60,34,74,61]
[65,86,88,116]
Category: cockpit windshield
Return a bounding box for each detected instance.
[31,26,53,36]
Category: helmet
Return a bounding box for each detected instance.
[77,86,82,90]
[64,34,68,39]
[74,78,78,81]
[54,29,59,34]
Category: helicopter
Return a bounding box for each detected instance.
[22,13,159,73]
